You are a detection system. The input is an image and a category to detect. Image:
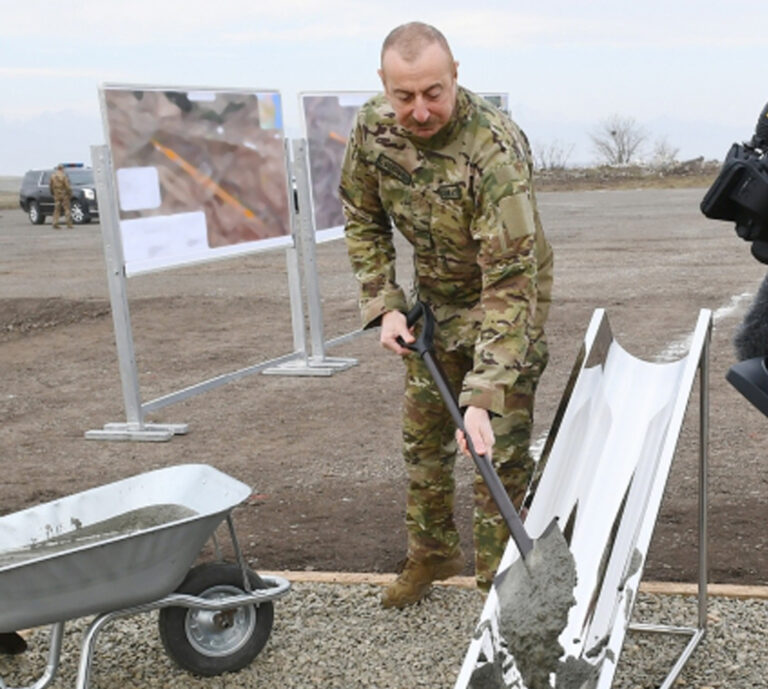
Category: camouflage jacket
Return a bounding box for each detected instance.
[339,87,553,415]
[49,169,71,198]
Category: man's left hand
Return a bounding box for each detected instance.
[456,405,494,459]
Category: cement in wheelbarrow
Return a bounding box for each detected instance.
[0,463,250,633]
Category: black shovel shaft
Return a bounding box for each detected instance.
[401,302,534,558]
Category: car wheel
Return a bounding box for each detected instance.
[28,201,45,225]
[70,200,89,225]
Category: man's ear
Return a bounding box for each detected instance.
[453,61,459,80]
[378,68,386,90]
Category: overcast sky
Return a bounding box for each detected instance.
[1,0,766,174]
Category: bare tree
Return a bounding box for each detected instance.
[590,115,647,165]
[651,136,680,169]
[533,139,575,171]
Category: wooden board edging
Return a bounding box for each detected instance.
[260,571,768,599]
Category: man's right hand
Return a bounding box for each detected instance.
[380,310,415,355]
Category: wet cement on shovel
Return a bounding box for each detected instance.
[468,649,509,689]
[470,525,599,689]
[497,525,577,688]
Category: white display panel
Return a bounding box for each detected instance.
[100,85,292,275]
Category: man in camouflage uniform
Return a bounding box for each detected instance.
[340,22,553,607]
[49,164,73,228]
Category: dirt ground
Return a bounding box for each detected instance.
[1,184,767,588]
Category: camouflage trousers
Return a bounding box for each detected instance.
[52,194,72,227]
[402,333,548,591]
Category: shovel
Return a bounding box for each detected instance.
[400,301,583,689]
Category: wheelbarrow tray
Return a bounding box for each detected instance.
[0,463,251,633]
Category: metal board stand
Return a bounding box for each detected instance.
[626,315,710,689]
[85,141,317,441]
[85,145,187,442]
[263,139,357,376]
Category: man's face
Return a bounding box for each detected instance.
[379,42,458,139]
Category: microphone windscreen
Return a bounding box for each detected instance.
[734,271,768,360]
[755,102,768,148]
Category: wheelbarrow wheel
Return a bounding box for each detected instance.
[158,562,274,676]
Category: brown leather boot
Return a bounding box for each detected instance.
[381,548,464,609]
[0,632,27,655]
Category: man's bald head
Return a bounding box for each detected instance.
[380,22,454,67]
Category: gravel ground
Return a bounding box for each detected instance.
[1,581,765,689]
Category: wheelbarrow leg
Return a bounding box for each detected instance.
[40,624,66,689]
[225,514,253,592]
[3,623,66,689]
[76,612,120,689]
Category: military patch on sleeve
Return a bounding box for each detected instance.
[375,154,412,185]
[437,184,462,200]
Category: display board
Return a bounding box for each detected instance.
[100,85,292,275]
[300,90,511,240]
[300,91,374,239]
[478,92,509,113]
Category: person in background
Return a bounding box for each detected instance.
[340,21,553,607]
[49,164,73,229]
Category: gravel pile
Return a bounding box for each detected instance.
[0,582,765,688]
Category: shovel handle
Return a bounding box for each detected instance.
[400,302,534,558]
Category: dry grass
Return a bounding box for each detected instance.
[537,171,717,193]
[535,162,720,193]
[0,192,17,210]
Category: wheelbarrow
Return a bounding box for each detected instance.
[0,463,290,689]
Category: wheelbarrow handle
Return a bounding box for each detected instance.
[399,302,534,558]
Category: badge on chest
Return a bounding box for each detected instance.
[375,154,412,185]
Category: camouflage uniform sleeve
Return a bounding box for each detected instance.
[339,119,408,328]
[457,153,540,416]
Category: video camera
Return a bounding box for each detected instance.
[701,102,768,262]
[701,102,768,417]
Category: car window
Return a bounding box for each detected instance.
[68,170,93,185]
[41,172,51,184]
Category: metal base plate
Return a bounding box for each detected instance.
[84,422,189,442]
[262,356,357,377]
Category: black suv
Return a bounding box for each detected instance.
[19,164,99,225]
